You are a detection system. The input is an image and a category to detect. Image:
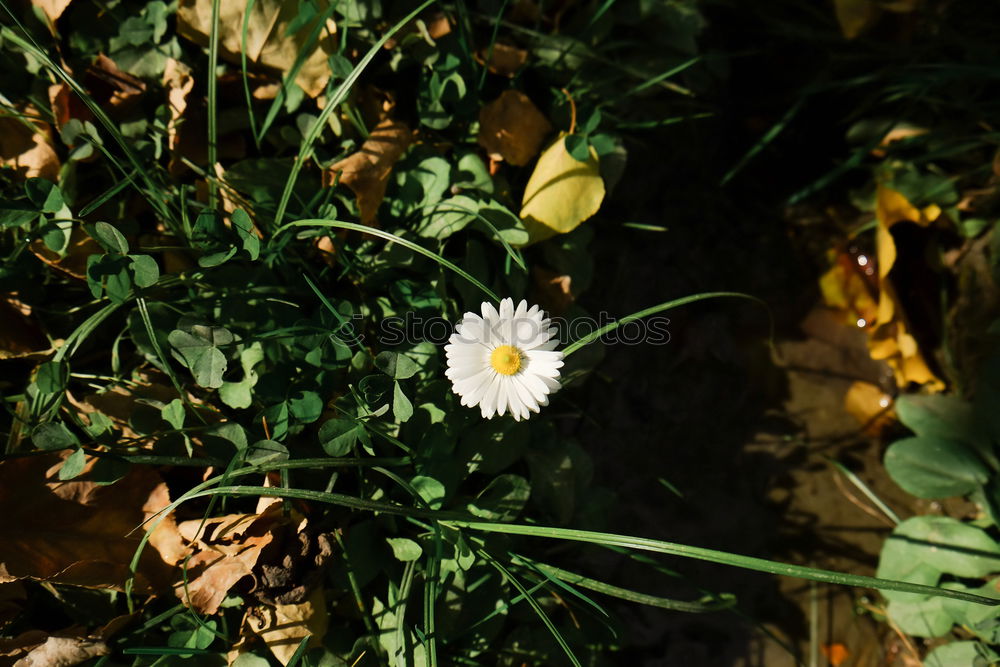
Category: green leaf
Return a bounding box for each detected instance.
[877,516,1000,603]
[167,322,234,389]
[161,399,185,430]
[35,360,67,394]
[231,208,260,260]
[468,474,531,521]
[318,418,363,457]
[392,381,413,422]
[896,394,977,441]
[411,475,446,509]
[565,133,591,162]
[925,641,1000,667]
[58,448,87,481]
[374,351,419,380]
[884,436,990,498]
[458,420,530,475]
[386,537,423,561]
[359,374,392,416]
[129,254,160,288]
[24,178,64,213]
[289,390,323,424]
[243,440,290,465]
[90,221,130,254]
[887,595,952,637]
[32,422,80,450]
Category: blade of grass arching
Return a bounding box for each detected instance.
[78,170,137,217]
[605,55,702,106]
[424,203,526,271]
[271,0,436,229]
[476,0,510,90]
[0,22,176,226]
[53,302,121,362]
[826,457,902,525]
[207,0,222,207]
[509,554,610,620]
[445,520,1000,606]
[721,97,804,186]
[276,219,500,301]
[561,291,772,357]
[240,0,261,145]
[513,554,736,613]
[256,2,338,143]
[301,273,366,349]
[479,549,583,667]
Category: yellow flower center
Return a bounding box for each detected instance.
[490,345,522,375]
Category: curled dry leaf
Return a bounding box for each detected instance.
[31,0,73,25]
[477,89,552,166]
[175,509,279,615]
[519,132,605,245]
[177,0,337,97]
[818,246,878,328]
[163,58,194,158]
[245,589,328,666]
[0,455,184,591]
[0,113,60,183]
[324,118,412,226]
[0,630,109,667]
[868,184,944,391]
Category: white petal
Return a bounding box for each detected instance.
[480,374,502,419]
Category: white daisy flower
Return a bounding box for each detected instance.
[445,298,564,421]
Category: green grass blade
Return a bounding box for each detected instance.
[446,520,1000,606]
[78,171,137,217]
[275,219,500,301]
[721,97,804,186]
[479,549,583,667]
[240,0,261,146]
[826,457,902,525]
[561,291,771,357]
[272,0,435,229]
[207,0,222,207]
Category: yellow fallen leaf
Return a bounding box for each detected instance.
[177,0,336,97]
[844,380,894,435]
[323,118,412,226]
[519,132,605,245]
[818,248,878,328]
[834,0,880,39]
[478,90,552,166]
[247,589,328,666]
[868,184,945,391]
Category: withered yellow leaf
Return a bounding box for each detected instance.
[478,89,552,166]
[31,0,73,25]
[519,133,605,245]
[177,0,336,97]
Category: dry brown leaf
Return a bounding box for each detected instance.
[0,582,26,630]
[0,296,50,360]
[4,633,109,666]
[478,90,553,166]
[247,589,328,666]
[163,58,194,157]
[30,227,102,281]
[475,43,528,77]
[177,0,336,97]
[0,114,60,183]
[88,54,146,108]
[0,456,183,591]
[531,266,574,316]
[174,507,284,615]
[31,0,73,25]
[324,118,412,226]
